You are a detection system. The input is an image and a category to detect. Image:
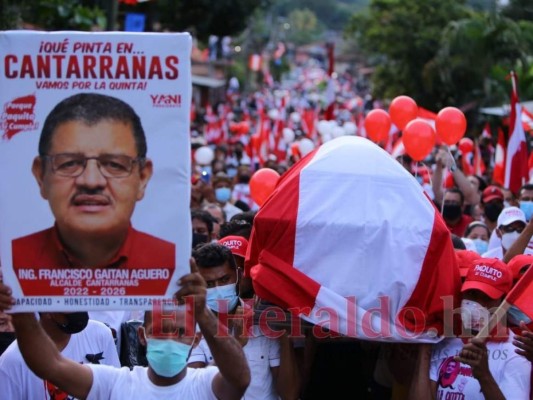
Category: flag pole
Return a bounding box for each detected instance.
[475,299,511,341]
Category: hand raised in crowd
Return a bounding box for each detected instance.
[435,147,453,169]
[455,337,491,381]
[513,321,533,362]
[174,257,208,315]
[0,281,15,312]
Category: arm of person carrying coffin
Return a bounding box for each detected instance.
[407,343,437,400]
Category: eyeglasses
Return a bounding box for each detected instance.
[43,153,145,178]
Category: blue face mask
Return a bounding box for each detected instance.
[215,187,231,203]
[472,238,488,255]
[206,283,239,313]
[520,201,533,221]
[146,337,191,378]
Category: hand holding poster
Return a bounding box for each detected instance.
[0,31,192,311]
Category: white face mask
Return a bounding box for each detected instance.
[461,299,490,332]
[501,231,521,250]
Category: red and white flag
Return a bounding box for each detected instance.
[248,54,262,72]
[504,71,529,194]
[246,136,461,342]
[493,127,506,186]
[522,107,533,134]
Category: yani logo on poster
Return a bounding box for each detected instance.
[150,94,181,108]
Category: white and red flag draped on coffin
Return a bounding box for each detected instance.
[245,136,461,342]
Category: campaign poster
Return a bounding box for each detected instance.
[0,31,191,311]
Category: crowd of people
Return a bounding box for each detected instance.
[2,61,533,400]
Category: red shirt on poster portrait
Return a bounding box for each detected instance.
[12,224,175,270]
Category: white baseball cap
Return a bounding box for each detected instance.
[497,206,526,227]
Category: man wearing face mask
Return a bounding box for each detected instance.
[410,257,531,399]
[518,184,533,222]
[191,209,215,248]
[0,311,119,399]
[189,243,301,400]
[212,172,243,221]
[482,207,532,260]
[441,188,473,236]
[480,186,505,234]
[0,261,251,400]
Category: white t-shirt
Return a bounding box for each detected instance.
[189,325,281,400]
[0,319,120,400]
[87,365,219,400]
[223,202,244,221]
[429,332,530,400]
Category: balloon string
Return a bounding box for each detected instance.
[443,145,456,211]
[447,146,457,170]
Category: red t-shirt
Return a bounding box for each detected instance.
[446,214,473,237]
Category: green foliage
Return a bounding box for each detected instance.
[1,0,106,31]
[502,0,533,22]
[157,0,266,41]
[286,8,323,45]
[0,0,20,30]
[271,0,368,31]
[430,12,530,108]
[346,0,470,109]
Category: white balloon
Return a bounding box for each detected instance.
[268,108,280,120]
[331,126,345,138]
[343,121,357,135]
[194,146,214,165]
[317,120,330,136]
[298,138,315,156]
[290,112,301,123]
[282,127,295,143]
[321,133,332,143]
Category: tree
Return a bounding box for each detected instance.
[502,0,533,22]
[156,0,267,42]
[346,0,470,109]
[0,0,106,31]
[286,8,323,45]
[429,12,532,109]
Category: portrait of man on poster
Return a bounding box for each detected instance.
[11,93,175,270]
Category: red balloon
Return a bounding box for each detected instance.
[403,119,436,161]
[389,95,418,130]
[436,107,467,145]
[250,168,281,207]
[364,109,391,144]
[458,137,474,154]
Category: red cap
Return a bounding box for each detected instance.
[219,236,249,259]
[455,250,481,278]
[507,254,533,281]
[482,185,504,203]
[461,258,512,299]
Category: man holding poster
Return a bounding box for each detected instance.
[12,92,176,271]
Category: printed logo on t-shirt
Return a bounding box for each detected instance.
[44,351,107,399]
[45,380,74,400]
[437,356,474,399]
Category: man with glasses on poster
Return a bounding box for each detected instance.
[11,93,176,271]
